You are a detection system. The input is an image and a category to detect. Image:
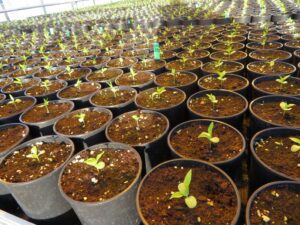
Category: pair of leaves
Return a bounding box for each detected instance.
[279,102,295,111]
[198,122,220,144]
[207,94,218,104]
[26,145,45,161]
[289,137,300,152]
[276,75,290,85]
[151,87,166,100]
[84,152,105,172]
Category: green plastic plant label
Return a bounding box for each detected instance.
[49,28,54,35]
[153,42,160,60]
[98,26,103,33]
[65,30,70,37]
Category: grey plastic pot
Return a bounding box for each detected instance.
[0,96,36,125]
[58,142,142,225]
[0,123,30,196]
[0,135,75,220]
[33,66,66,80]
[57,82,101,109]
[136,159,242,225]
[53,107,113,150]
[20,100,74,136]
[246,181,300,225]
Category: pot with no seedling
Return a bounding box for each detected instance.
[57,67,92,85]
[198,73,249,96]
[106,57,138,73]
[89,85,137,117]
[246,181,300,225]
[135,87,187,127]
[252,75,300,98]
[201,60,244,76]
[86,67,123,88]
[115,69,155,91]
[249,95,300,134]
[246,60,296,81]
[105,110,169,172]
[1,77,40,97]
[58,142,142,225]
[166,58,202,77]
[20,99,74,136]
[57,81,101,109]
[155,70,198,97]
[250,128,300,190]
[54,107,113,150]
[33,66,66,80]
[131,59,166,75]
[25,79,67,103]
[249,49,292,63]
[137,159,241,225]
[0,135,74,220]
[0,123,30,195]
[80,56,111,70]
[187,89,248,130]
[0,96,36,125]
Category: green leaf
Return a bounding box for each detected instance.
[170,191,184,199]
[183,169,192,190]
[178,183,188,197]
[198,132,210,139]
[96,161,105,170]
[291,145,300,152]
[208,122,214,137]
[185,196,197,208]
[84,158,97,165]
[96,152,104,162]
[289,137,300,145]
[210,137,220,143]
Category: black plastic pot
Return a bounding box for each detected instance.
[136,159,242,225]
[115,71,155,91]
[187,89,248,130]
[53,107,113,150]
[58,142,142,225]
[57,68,92,85]
[248,49,292,63]
[85,68,123,88]
[250,128,300,190]
[201,61,244,76]
[33,67,66,80]
[1,77,41,97]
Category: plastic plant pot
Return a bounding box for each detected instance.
[246,181,300,225]
[187,89,248,130]
[248,49,292,63]
[53,107,113,150]
[85,68,123,88]
[131,59,166,75]
[1,77,41,97]
[114,71,155,91]
[136,159,242,225]
[201,61,244,76]
[0,135,75,220]
[80,56,111,70]
[57,68,92,85]
[20,100,74,136]
[58,142,142,225]
[33,67,66,81]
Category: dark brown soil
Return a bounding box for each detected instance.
[34,68,65,78]
[2,79,40,93]
[249,184,300,224]
[248,61,295,75]
[148,51,177,60]
[10,67,40,78]
[132,59,165,71]
[167,59,202,71]
[217,35,246,43]
[0,78,13,88]
[26,80,65,96]
[91,88,136,106]
[250,50,291,61]
[136,88,185,109]
[247,42,282,50]
[139,164,238,224]
[189,94,246,117]
[254,136,300,179]
[115,71,154,86]
[170,121,243,162]
[212,42,244,51]
[0,125,27,153]
[155,71,196,87]
[178,49,209,60]
[58,83,100,99]
[100,49,123,58]
[210,51,247,61]
[57,69,89,81]
[87,68,123,82]
[0,98,35,118]
[106,57,137,68]
[58,58,84,67]
[55,110,111,135]
[0,67,18,76]
[285,40,300,48]
[107,111,168,146]
[199,75,247,91]
[255,79,300,95]
[60,147,139,202]
[252,101,300,127]
[81,57,109,67]
[248,34,280,42]
[0,141,72,182]
[186,42,211,50]
[202,61,243,74]
[22,101,72,123]
[161,43,182,51]
[122,49,148,58]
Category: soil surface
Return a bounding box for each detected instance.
[148,50,177,60]
[58,82,100,99]
[0,98,35,118]
[57,69,89,81]
[132,59,165,71]
[60,147,139,202]
[91,88,136,106]
[139,164,238,225]
[34,68,65,78]
[0,125,27,153]
[210,51,247,61]
[87,68,123,82]
[26,80,65,97]
[2,79,40,93]
[155,71,196,87]
[254,136,300,179]
[10,68,40,78]
[212,42,244,51]
[252,101,300,127]
[0,141,72,182]
[255,79,300,95]
[106,57,137,68]
[81,57,110,67]
[55,110,111,135]
[107,111,168,146]
[167,59,202,71]
[250,50,290,61]
[249,183,300,225]
[178,49,209,60]
[248,61,295,75]
[0,78,13,88]
[115,71,154,86]
[202,61,243,74]
[247,42,282,50]
[199,75,247,91]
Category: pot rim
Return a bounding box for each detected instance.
[154,71,198,88]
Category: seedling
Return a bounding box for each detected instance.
[21,55,28,62]
[82,47,89,55]
[214,60,224,68]
[216,71,227,87]
[19,64,28,73]
[26,145,45,162]
[106,81,118,98]
[170,169,197,209]
[39,98,50,114]
[289,137,300,152]
[198,122,220,150]
[74,79,82,89]
[261,36,268,47]
[151,87,166,101]
[83,152,105,172]
[74,112,86,125]
[129,68,137,80]
[132,114,141,130]
[8,94,21,108]
[44,62,54,73]
[279,101,295,117]
[41,80,51,91]
[206,93,218,111]
[276,75,290,90]
[267,58,278,68]
[65,56,73,64]
[13,78,23,88]
[92,57,97,65]
[66,66,74,75]
[224,46,236,56]
[180,56,188,65]
[170,68,177,84]
[119,57,124,65]
[187,47,195,56]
